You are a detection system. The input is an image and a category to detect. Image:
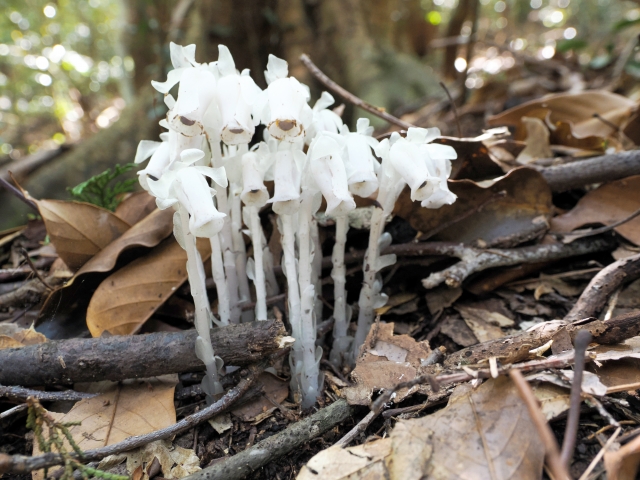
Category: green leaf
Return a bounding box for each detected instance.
[68,163,137,211]
[613,17,640,32]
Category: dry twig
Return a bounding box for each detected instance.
[299,54,414,130]
[509,369,570,480]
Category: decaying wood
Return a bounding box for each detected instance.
[0,319,287,386]
[564,252,640,322]
[444,310,640,368]
[537,149,640,192]
[421,236,616,290]
[182,398,354,480]
[0,365,262,476]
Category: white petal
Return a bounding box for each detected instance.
[135,140,162,164]
[151,68,186,94]
[217,44,236,76]
[265,54,288,84]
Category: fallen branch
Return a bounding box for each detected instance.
[0,385,96,403]
[182,398,354,480]
[537,149,640,192]
[0,319,288,386]
[299,54,414,130]
[564,252,640,322]
[0,364,262,476]
[421,236,616,290]
[445,310,640,368]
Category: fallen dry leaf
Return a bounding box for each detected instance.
[33,376,178,480]
[231,372,289,421]
[73,207,173,279]
[301,377,545,480]
[487,90,637,146]
[32,198,131,270]
[440,314,478,347]
[0,324,47,350]
[425,286,462,315]
[114,191,158,226]
[86,237,211,337]
[551,176,640,246]
[344,322,433,405]
[394,167,552,246]
[99,440,201,480]
[515,117,553,164]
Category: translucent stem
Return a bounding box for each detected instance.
[281,214,303,394]
[209,233,230,326]
[230,186,254,322]
[352,206,386,361]
[330,215,350,367]
[298,191,320,408]
[177,206,222,401]
[248,206,267,320]
[310,217,324,323]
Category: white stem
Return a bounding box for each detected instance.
[249,206,267,320]
[352,206,386,361]
[230,186,254,322]
[310,217,324,323]
[211,143,242,323]
[177,206,222,399]
[281,214,303,394]
[330,215,350,366]
[209,233,230,326]
[298,191,320,408]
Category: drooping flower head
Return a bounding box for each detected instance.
[388,127,457,207]
[258,55,313,142]
[240,146,274,207]
[340,118,380,198]
[305,92,343,144]
[268,141,306,215]
[215,45,262,146]
[146,149,228,238]
[306,132,356,217]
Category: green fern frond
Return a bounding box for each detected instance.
[68,163,137,211]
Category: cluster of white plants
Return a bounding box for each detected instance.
[135,43,457,408]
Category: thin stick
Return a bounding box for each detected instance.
[439,81,462,138]
[509,369,570,480]
[0,403,27,420]
[0,365,262,475]
[335,409,379,448]
[0,385,96,403]
[20,248,53,290]
[0,176,38,211]
[560,329,592,467]
[299,54,414,130]
[551,206,640,242]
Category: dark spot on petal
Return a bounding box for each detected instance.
[278,120,295,131]
[419,180,428,189]
[147,174,159,181]
[180,116,196,126]
[251,189,259,193]
[229,128,245,134]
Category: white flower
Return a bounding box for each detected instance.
[305,92,343,144]
[147,149,228,238]
[216,45,262,145]
[150,42,199,94]
[340,118,380,198]
[258,55,312,142]
[241,149,273,207]
[166,67,218,137]
[306,132,356,216]
[269,142,306,215]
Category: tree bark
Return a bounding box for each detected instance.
[0,319,287,387]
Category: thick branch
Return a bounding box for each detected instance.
[0,320,287,387]
[421,236,616,290]
[537,150,640,192]
[564,253,640,322]
[182,398,354,480]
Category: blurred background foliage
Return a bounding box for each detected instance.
[0,0,639,226]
